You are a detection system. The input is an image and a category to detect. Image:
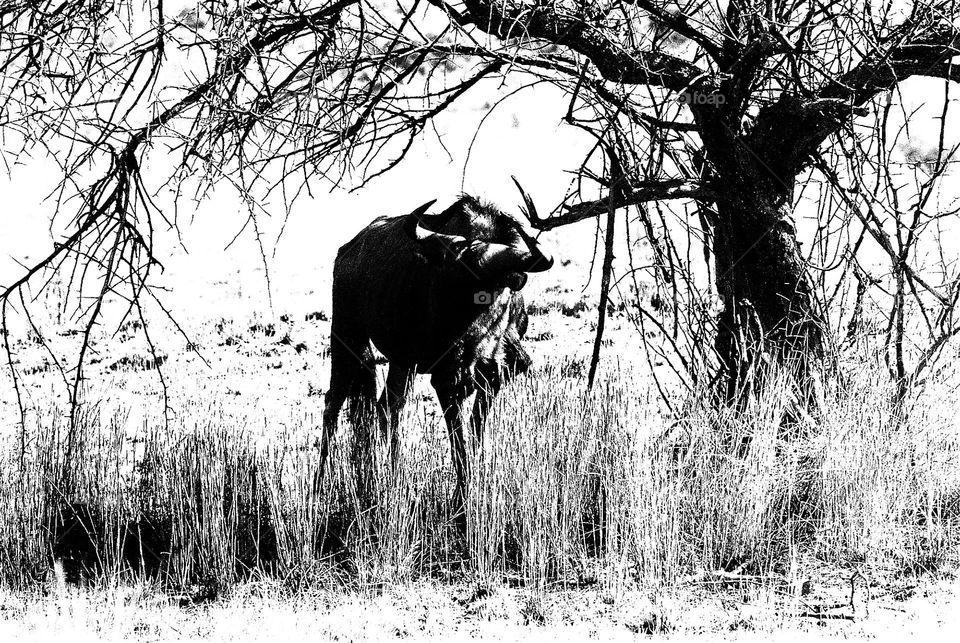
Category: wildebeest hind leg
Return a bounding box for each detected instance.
[317,329,371,484]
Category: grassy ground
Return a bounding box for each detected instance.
[1,247,959,639]
[2,571,960,641]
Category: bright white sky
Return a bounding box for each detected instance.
[0,77,602,323]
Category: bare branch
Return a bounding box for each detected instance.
[542,180,714,230]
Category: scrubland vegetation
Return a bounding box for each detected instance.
[1,305,958,639]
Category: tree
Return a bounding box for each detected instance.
[2,0,960,422]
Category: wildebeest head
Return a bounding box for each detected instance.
[404,178,554,292]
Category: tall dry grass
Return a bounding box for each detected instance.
[1,350,958,596]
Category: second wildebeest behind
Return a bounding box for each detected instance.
[319,180,554,511]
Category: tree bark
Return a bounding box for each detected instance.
[706,170,823,404]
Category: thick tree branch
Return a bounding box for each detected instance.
[632,0,724,61]
[893,60,960,83]
[823,22,960,106]
[459,0,706,90]
[748,18,960,177]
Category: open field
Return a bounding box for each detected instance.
[2,260,960,639]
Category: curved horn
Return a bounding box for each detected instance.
[410,199,437,219]
[404,199,468,261]
[412,222,467,248]
[402,199,438,239]
[404,199,465,244]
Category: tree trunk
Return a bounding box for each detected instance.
[707,174,824,405]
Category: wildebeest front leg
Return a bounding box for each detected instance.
[432,373,476,515]
[470,360,503,446]
[471,337,529,445]
[376,363,415,469]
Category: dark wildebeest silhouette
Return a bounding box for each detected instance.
[318,180,554,509]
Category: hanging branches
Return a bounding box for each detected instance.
[2,0,960,436]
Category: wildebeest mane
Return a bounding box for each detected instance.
[434,194,519,243]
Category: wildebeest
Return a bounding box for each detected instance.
[319,180,554,509]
